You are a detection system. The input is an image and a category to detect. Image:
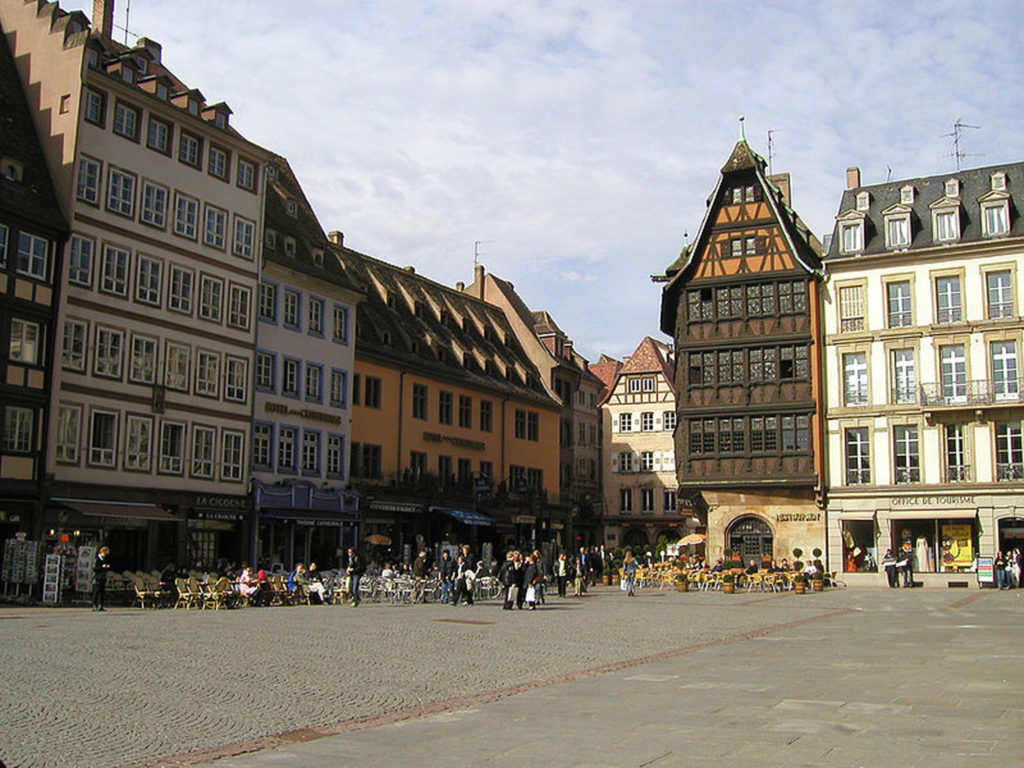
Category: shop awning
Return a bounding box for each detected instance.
[888,509,977,520]
[56,500,177,521]
[431,507,496,527]
[837,510,877,520]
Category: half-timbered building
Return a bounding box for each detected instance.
[658,140,826,566]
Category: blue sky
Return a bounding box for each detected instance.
[63,0,1024,360]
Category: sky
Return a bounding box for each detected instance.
[62,0,1024,361]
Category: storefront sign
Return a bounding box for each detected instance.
[775,512,822,522]
[192,495,250,511]
[422,431,486,451]
[192,510,247,522]
[265,402,342,425]
[891,495,976,507]
[369,501,422,514]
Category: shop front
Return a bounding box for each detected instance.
[253,480,359,571]
[828,491,1015,588]
[186,493,252,571]
[44,497,181,573]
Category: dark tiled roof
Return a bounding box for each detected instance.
[826,161,1024,259]
[332,247,561,409]
[263,155,361,294]
[0,25,66,233]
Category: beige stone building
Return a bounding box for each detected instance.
[2,0,271,568]
[596,337,692,549]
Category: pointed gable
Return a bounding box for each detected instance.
[660,139,822,336]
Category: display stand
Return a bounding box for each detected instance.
[2,538,41,598]
[75,546,96,595]
[41,555,62,603]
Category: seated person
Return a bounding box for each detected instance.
[745,559,759,575]
[380,562,396,580]
[710,558,725,573]
[238,566,259,602]
[289,563,309,599]
[305,562,328,604]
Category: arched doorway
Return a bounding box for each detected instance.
[727,516,774,563]
[622,528,649,549]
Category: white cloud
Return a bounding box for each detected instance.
[62,0,1024,360]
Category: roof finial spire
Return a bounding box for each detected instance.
[739,115,746,142]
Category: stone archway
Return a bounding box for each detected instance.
[727,516,774,563]
[622,528,649,549]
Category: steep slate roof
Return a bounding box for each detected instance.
[331,247,560,409]
[0,25,66,232]
[263,155,361,293]
[826,161,1024,259]
[659,140,823,335]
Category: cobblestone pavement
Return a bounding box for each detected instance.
[0,587,1020,768]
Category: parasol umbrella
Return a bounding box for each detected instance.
[364,534,391,545]
[678,533,707,546]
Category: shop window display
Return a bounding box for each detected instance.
[892,519,977,573]
[842,520,877,571]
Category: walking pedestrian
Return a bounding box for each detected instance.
[451,554,475,607]
[439,550,455,604]
[345,548,364,605]
[882,549,899,588]
[92,546,111,611]
[555,552,569,598]
[622,551,638,596]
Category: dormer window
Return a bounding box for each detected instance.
[944,178,960,197]
[86,48,99,68]
[991,172,1007,191]
[729,184,761,204]
[982,201,1010,237]
[839,220,863,254]
[286,200,297,217]
[885,213,911,249]
[900,185,915,205]
[187,100,199,115]
[120,67,134,84]
[312,249,324,266]
[283,236,296,257]
[215,113,226,128]
[156,83,168,101]
[933,208,959,242]
[265,229,277,249]
[135,57,148,75]
[2,158,24,182]
[855,191,870,211]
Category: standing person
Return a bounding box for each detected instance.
[92,546,111,611]
[439,550,455,604]
[995,551,1009,590]
[555,552,569,598]
[345,548,364,606]
[451,554,476,607]
[881,549,898,587]
[522,552,541,610]
[898,542,914,588]
[573,553,587,597]
[622,551,638,597]
[1010,548,1021,589]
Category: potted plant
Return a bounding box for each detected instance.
[721,572,736,594]
[811,549,825,591]
[792,571,807,594]
[674,570,689,592]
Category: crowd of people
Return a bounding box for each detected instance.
[994,548,1022,590]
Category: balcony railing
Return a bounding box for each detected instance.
[946,464,971,482]
[920,379,1024,407]
[894,466,921,484]
[890,387,918,405]
[846,468,871,485]
[997,463,1024,481]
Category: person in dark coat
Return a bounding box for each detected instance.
[345,548,364,605]
[451,554,475,606]
[92,546,111,611]
[439,550,456,604]
[523,553,541,610]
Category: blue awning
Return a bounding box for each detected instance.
[431,507,496,527]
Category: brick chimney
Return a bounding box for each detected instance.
[767,173,791,206]
[846,166,861,189]
[93,0,114,39]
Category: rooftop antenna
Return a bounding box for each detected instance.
[473,240,492,267]
[767,129,775,175]
[738,115,746,142]
[123,0,131,45]
[887,166,892,182]
[942,119,981,171]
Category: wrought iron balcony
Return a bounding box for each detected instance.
[945,464,971,483]
[997,463,1024,481]
[894,467,921,484]
[845,468,871,485]
[890,387,918,405]
[919,379,1024,407]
